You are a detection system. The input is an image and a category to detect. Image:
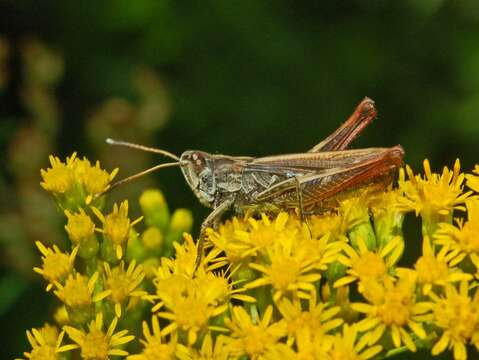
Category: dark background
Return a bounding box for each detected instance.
[0,1,477,358]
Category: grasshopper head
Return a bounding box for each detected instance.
[180,151,216,208]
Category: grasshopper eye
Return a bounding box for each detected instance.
[189,152,206,168]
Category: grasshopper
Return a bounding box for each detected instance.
[105,97,404,267]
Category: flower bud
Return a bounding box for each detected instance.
[142,227,163,252]
[139,189,170,231]
[164,209,194,255]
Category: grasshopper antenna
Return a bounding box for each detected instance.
[104,162,182,195]
[93,139,183,199]
[106,138,180,161]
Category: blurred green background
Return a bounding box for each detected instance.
[0,1,478,358]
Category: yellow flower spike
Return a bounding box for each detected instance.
[465,164,479,193]
[33,241,78,291]
[64,313,134,359]
[397,159,472,237]
[96,261,147,318]
[127,316,177,360]
[429,280,479,360]
[414,237,471,295]
[352,271,432,352]
[333,236,402,292]
[40,153,77,195]
[22,323,74,360]
[435,198,479,261]
[224,305,287,359]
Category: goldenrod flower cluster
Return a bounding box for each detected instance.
[20,155,479,360]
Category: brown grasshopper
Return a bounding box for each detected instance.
[105,97,404,266]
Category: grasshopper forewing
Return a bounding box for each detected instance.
[247,146,403,212]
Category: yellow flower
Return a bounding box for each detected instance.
[176,333,230,360]
[96,261,146,317]
[40,154,117,207]
[149,242,242,345]
[429,281,479,360]
[245,214,341,302]
[154,278,229,345]
[54,272,98,307]
[414,236,471,295]
[435,198,479,258]
[334,236,403,292]
[64,313,134,359]
[239,212,293,255]
[276,290,343,345]
[309,211,344,240]
[22,324,73,360]
[33,241,78,291]
[74,157,118,197]
[397,159,471,236]
[170,233,226,278]
[127,316,177,360]
[206,216,250,264]
[224,305,287,359]
[352,271,431,352]
[194,270,256,305]
[263,327,325,359]
[465,164,479,192]
[40,153,77,194]
[64,209,96,245]
[93,201,142,260]
[322,324,383,360]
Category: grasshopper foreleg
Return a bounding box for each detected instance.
[194,199,234,273]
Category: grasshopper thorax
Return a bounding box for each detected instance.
[180,150,216,208]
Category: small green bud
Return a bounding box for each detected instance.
[348,220,377,252]
[170,208,193,233]
[142,257,161,279]
[127,230,147,262]
[164,209,194,254]
[142,227,163,252]
[139,189,170,231]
